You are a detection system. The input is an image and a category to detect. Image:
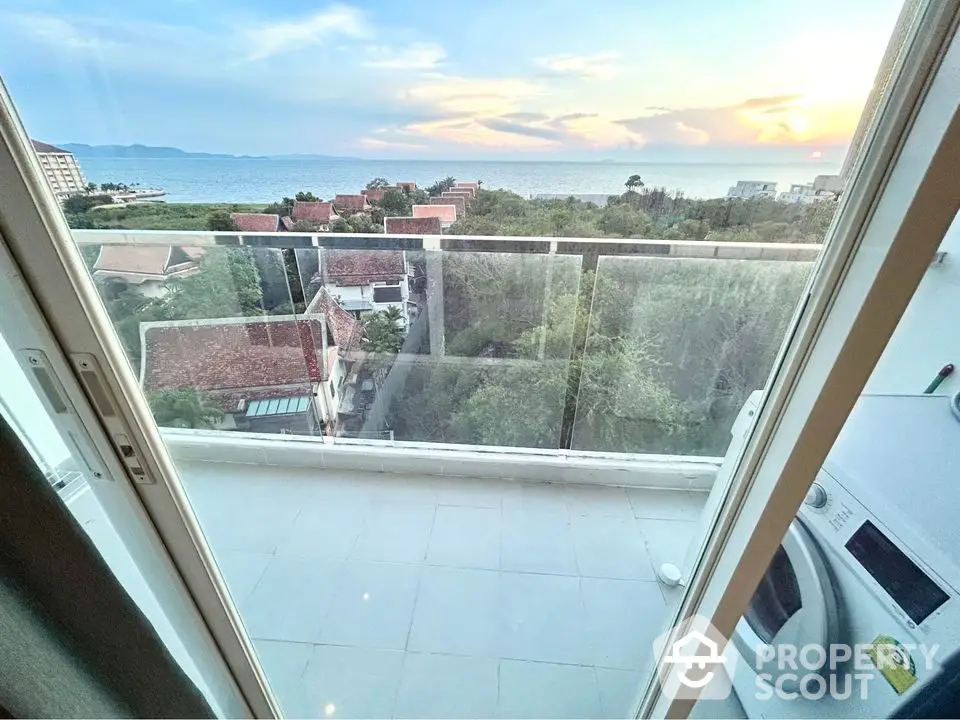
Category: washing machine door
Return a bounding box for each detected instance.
[733,518,840,689]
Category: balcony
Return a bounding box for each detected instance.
[67,229,815,717]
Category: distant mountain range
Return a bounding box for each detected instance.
[61,143,357,160]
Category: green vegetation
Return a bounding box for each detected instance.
[147,389,224,429]
[95,247,267,365]
[361,307,406,354]
[382,253,811,454]
[206,209,236,231]
[67,202,264,231]
[448,185,835,244]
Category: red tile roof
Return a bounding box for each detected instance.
[449,185,475,198]
[230,213,280,232]
[384,216,442,235]
[95,246,172,276]
[333,194,370,213]
[292,201,335,222]
[361,188,387,202]
[430,195,465,216]
[308,288,360,350]
[412,204,457,223]
[31,139,69,154]
[280,216,295,231]
[454,181,479,190]
[396,182,417,192]
[323,249,406,285]
[442,190,473,201]
[141,318,325,406]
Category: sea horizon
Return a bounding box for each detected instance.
[78,156,844,204]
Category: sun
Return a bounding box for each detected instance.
[810,150,824,159]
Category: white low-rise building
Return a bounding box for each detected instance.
[726,180,778,199]
[314,249,412,326]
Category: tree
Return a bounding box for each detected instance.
[625,174,645,191]
[262,197,295,216]
[147,389,224,429]
[63,194,111,214]
[292,219,324,231]
[361,307,405,353]
[206,210,236,231]
[366,177,390,190]
[163,248,263,318]
[86,181,98,193]
[426,176,456,197]
[379,188,412,216]
[295,191,320,202]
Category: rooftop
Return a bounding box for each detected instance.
[412,204,457,223]
[93,245,199,284]
[361,188,388,203]
[230,213,281,233]
[307,288,361,351]
[31,139,70,154]
[322,249,406,286]
[292,202,336,223]
[430,195,465,215]
[333,195,370,213]
[140,316,326,407]
[383,217,442,235]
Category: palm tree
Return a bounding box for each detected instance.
[625,174,645,191]
[147,389,224,429]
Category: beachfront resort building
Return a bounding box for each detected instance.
[31,140,88,201]
[726,180,778,199]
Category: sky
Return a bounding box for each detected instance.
[0,0,905,161]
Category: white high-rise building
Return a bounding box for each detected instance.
[31,140,87,200]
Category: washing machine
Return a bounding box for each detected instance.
[729,394,960,718]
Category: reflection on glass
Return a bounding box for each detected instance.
[573,257,812,456]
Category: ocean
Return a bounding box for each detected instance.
[78,157,843,204]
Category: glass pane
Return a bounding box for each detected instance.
[3,0,908,713]
[693,212,960,718]
[573,256,813,455]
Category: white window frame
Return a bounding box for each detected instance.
[640,1,960,716]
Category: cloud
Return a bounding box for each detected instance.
[616,95,824,145]
[477,118,563,141]
[244,4,369,61]
[399,75,542,115]
[500,111,550,122]
[536,52,622,79]
[364,42,445,70]
[359,137,426,150]
[11,14,106,51]
[555,112,598,122]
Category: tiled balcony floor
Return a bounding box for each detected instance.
[179,462,708,719]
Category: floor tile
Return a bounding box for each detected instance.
[635,518,700,574]
[500,507,578,575]
[276,500,366,558]
[563,484,634,519]
[253,640,313,718]
[626,488,706,521]
[301,645,404,719]
[581,577,666,670]
[366,475,438,507]
[501,480,569,515]
[571,515,657,580]
[319,562,420,651]
[407,567,500,657]
[241,555,340,642]
[214,551,271,606]
[498,572,589,665]
[498,659,601,719]
[427,505,501,570]
[393,653,499,719]
[435,477,505,508]
[595,667,643,719]
[351,503,436,563]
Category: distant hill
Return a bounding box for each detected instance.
[61,143,356,160]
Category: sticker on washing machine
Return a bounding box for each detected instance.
[867,635,918,694]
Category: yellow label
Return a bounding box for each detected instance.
[867,635,917,695]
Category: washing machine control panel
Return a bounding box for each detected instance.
[802,468,958,637]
